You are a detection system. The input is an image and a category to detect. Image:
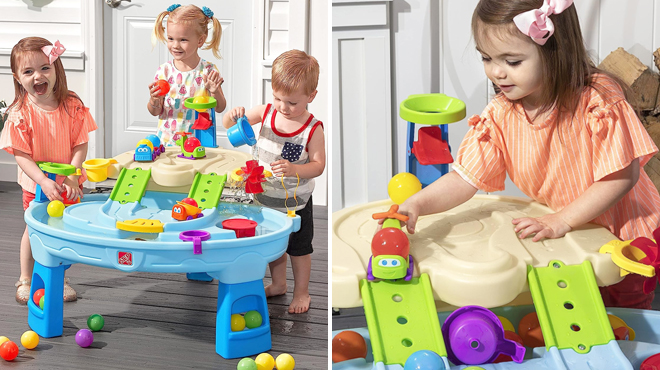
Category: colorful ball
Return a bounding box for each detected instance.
[403,350,446,370]
[47,200,65,217]
[181,197,199,207]
[0,337,8,346]
[275,353,295,370]
[33,288,45,306]
[39,296,44,310]
[193,96,210,113]
[255,353,275,370]
[0,341,19,361]
[75,329,94,348]
[156,80,170,96]
[184,137,202,153]
[332,330,367,363]
[20,331,39,350]
[237,357,258,370]
[87,314,105,332]
[231,314,246,332]
[387,173,422,205]
[244,310,263,329]
[498,316,515,333]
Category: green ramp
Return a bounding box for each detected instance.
[360,273,446,366]
[110,168,151,204]
[528,260,614,354]
[188,172,227,210]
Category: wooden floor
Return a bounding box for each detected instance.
[0,182,328,369]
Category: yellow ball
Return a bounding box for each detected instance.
[193,96,209,113]
[255,353,275,370]
[21,330,39,349]
[275,353,295,370]
[230,314,246,332]
[47,200,65,217]
[498,316,515,333]
[387,173,422,204]
[0,336,9,346]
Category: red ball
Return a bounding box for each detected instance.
[0,341,19,361]
[156,80,170,96]
[181,198,198,207]
[371,228,409,258]
[33,288,45,306]
[183,137,202,153]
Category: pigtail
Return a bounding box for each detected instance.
[151,10,170,46]
[203,16,223,59]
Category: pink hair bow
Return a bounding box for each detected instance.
[41,40,66,64]
[513,0,573,45]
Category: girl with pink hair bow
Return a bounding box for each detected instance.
[1,37,98,304]
[395,0,660,309]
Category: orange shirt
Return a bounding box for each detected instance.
[0,95,97,193]
[454,74,660,241]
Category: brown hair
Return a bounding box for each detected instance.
[9,37,82,114]
[152,4,223,59]
[271,50,319,96]
[471,0,631,124]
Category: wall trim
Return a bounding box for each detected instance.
[81,0,104,162]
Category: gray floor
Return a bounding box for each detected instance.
[0,181,328,369]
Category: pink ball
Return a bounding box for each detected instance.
[75,329,94,348]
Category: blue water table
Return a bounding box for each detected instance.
[399,94,466,188]
[25,162,300,359]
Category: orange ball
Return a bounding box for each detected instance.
[518,312,544,348]
[156,80,170,96]
[332,330,367,363]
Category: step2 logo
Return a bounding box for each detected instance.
[118,251,133,266]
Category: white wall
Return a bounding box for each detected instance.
[388,0,660,201]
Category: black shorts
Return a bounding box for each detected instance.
[287,196,314,256]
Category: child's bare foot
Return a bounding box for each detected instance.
[288,293,311,314]
[265,283,287,297]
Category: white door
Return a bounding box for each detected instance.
[103,1,253,157]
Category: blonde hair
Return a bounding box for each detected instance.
[271,50,319,96]
[9,37,83,114]
[152,4,222,59]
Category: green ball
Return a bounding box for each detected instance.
[237,357,257,370]
[39,296,44,309]
[244,310,263,329]
[87,314,105,332]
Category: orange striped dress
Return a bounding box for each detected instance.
[0,95,97,193]
[454,74,660,242]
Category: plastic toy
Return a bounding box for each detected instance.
[0,337,8,346]
[244,310,263,329]
[242,160,266,194]
[368,205,412,281]
[175,132,206,159]
[517,311,544,348]
[237,357,258,370]
[145,134,165,156]
[331,330,367,363]
[172,197,204,221]
[498,316,515,333]
[184,96,218,148]
[82,158,118,182]
[255,353,275,370]
[75,329,93,347]
[0,341,18,361]
[231,314,246,332]
[642,353,660,370]
[399,94,466,187]
[403,350,446,370]
[47,200,65,217]
[33,288,45,306]
[155,79,170,96]
[387,172,422,204]
[227,116,257,147]
[33,162,80,203]
[222,219,258,238]
[20,331,39,349]
[39,296,44,309]
[493,331,524,363]
[609,314,635,341]
[134,139,156,162]
[275,353,295,370]
[87,314,105,332]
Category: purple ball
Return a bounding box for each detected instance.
[75,329,94,348]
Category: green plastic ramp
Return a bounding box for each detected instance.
[187,172,227,210]
[360,273,446,366]
[109,168,151,204]
[528,260,614,354]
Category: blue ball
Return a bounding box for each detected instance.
[145,134,161,148]
[403,350,446,370]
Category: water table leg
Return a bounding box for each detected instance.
[28,262,67,338]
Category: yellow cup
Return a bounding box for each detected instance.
[82,158,118,182]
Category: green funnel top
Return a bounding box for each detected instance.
[399,94,466,125]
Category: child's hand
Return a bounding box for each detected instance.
[203,70,224,95]
[38,178,64,202]
[148,82,166,101]
[512,213,573,242]
[63,177,83,201]
[397,201,420,235]
[270,159,297,178]
[227,107,246,122]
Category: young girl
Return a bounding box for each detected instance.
[148,4,227,147]
[398,0,660,309]
[0,37,97,304]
